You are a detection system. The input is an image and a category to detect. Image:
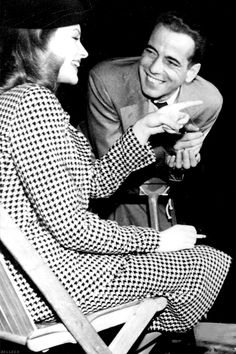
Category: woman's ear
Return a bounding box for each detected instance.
[185,63,201,83]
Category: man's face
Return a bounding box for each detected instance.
[139,24,196,100]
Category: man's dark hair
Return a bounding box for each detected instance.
[154,10,206,64]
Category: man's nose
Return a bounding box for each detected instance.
[149,57,163,74]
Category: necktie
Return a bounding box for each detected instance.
[151,100,168,109]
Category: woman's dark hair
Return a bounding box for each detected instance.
[154,11,207,65]
[0,28,60,92]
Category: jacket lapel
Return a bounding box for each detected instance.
[120,101,149,131]
[120,61,149,131]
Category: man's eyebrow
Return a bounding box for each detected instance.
[145,44,181,65]
[166,55,181,65]
[145,44,157,52]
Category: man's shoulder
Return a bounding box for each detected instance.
[89,56,140,78]
[183,75,223,107]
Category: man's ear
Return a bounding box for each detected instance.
[185,63,201,83]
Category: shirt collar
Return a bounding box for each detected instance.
[152,88,180,106]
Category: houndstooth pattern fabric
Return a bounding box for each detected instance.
[0,84,231,332]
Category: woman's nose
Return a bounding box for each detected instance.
[78,42,88,58]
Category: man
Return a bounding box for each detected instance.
[86,11,222,230]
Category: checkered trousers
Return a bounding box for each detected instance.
[0,84,231,332]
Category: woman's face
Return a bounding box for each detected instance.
[47,24,88,85]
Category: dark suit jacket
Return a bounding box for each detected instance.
[87,57,223,228]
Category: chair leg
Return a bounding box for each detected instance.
[148,195,159,231]
[134,332,162,353]
[108,298,166,354]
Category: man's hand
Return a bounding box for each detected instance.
[174,131,204,151]
[167,149,201,169]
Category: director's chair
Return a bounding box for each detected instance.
[0,206,167,354]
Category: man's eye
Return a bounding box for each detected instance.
[144,48,155,55]
[167,60,179,67]
[72,37,79,41]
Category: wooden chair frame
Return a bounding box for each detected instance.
[0,206,167,353]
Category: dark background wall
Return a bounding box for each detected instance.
[59,0,234,257]
[0,6,234,354]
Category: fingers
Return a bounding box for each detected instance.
[173,224,197,233]
[172,150,191,169]
[175,225,205,246]
[188,149,199,167]
[174,132,204,150]
[178,112,190,125]
[169,149,201,169]
[148,100,202,137]
[158,224,204,252]
[166,154,176,168]
[183,149,192,169]
[195,152,201,163]
[176,131,203,142]
[162,112,190,134]
[162,124,179,134]
[175,150,183,169]
[184,122,200,132]
[173,100,203,111]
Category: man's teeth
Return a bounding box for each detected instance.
[147,75,163,84]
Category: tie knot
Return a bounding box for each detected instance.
[151,100,168,109]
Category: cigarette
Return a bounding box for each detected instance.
[196,235,206,239]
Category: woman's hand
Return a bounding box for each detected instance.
[132,100,203,145]
[157,224,206,252]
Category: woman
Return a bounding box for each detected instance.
[0,0,231,336]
